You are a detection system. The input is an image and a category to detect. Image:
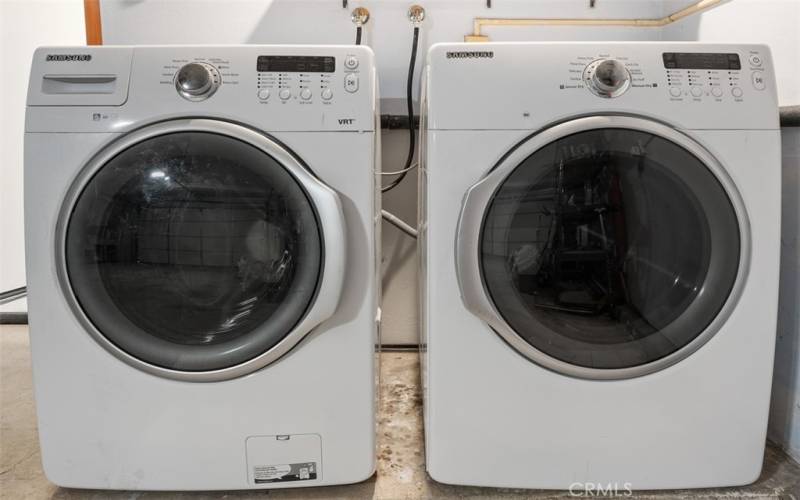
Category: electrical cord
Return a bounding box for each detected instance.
[380,162,418,176]
[381,25,420,193]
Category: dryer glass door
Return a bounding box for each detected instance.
[65,129,325,374]
[465,120,743,378]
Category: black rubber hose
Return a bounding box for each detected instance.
[382,25,420,193]
[355,25,362,45]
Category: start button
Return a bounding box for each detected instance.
[751,71,766,91]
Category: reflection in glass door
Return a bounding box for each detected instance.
[65,131,323,372]
[479,128,741,370]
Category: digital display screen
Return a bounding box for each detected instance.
[257,55,335,73]
[662,52,741,70]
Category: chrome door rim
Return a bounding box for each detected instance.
[56,118,347,382]
[455,115,751,380]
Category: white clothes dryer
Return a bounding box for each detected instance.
[420,42,781,490]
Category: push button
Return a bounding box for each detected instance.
[344,55,359,70]
[344,73,359,93]
[669,87,682,97]
[751,71,766,91]
[690,86,703,98]
[711,87,723,98]
[300,88,312,100]
[321,88,333,100]
[732,87,743,98]
[279,89,291,100]
[257,88,270,100]
[749,54,763,67]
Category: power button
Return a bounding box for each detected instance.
[344,55,359,70]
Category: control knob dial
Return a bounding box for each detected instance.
[583,58,631,98]
[175,62,221,101]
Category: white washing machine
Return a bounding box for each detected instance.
[420,42,781,490]
[24,45,379,490]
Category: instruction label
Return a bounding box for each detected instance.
[253,462,317,483]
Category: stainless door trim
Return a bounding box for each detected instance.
[56,118,347,382]
[455,115,751,380]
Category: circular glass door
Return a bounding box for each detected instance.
[64,128,324,373]
[461,118,745,378]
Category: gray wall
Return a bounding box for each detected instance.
[380,130,419,346]
[769,128,800,461]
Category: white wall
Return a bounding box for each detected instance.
[0,0,85,294]
[100,0,679,100]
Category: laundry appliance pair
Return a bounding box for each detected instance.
[420,42,781,491]
[25,45,379,490]
[25,41,782,493]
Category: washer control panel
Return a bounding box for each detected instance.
[29,46,376,133]
[255,53,362,106]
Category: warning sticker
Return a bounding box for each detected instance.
[253,462,318,483]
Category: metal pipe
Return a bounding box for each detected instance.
[83,0,103,45]
[0,287,26,306]
[382,210,418,239]
[667,0,724,23]
[465,0,723,42]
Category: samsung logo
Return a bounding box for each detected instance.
[446,51,494,59]
[46,54,92,62]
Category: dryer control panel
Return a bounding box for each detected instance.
[426,42,779,131]
[661,50,767,103]
[563,48,769,104]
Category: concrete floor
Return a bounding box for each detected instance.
[2,324,799,499]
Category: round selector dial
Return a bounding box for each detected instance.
[174,62,221,101]
[583,58,631,98]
